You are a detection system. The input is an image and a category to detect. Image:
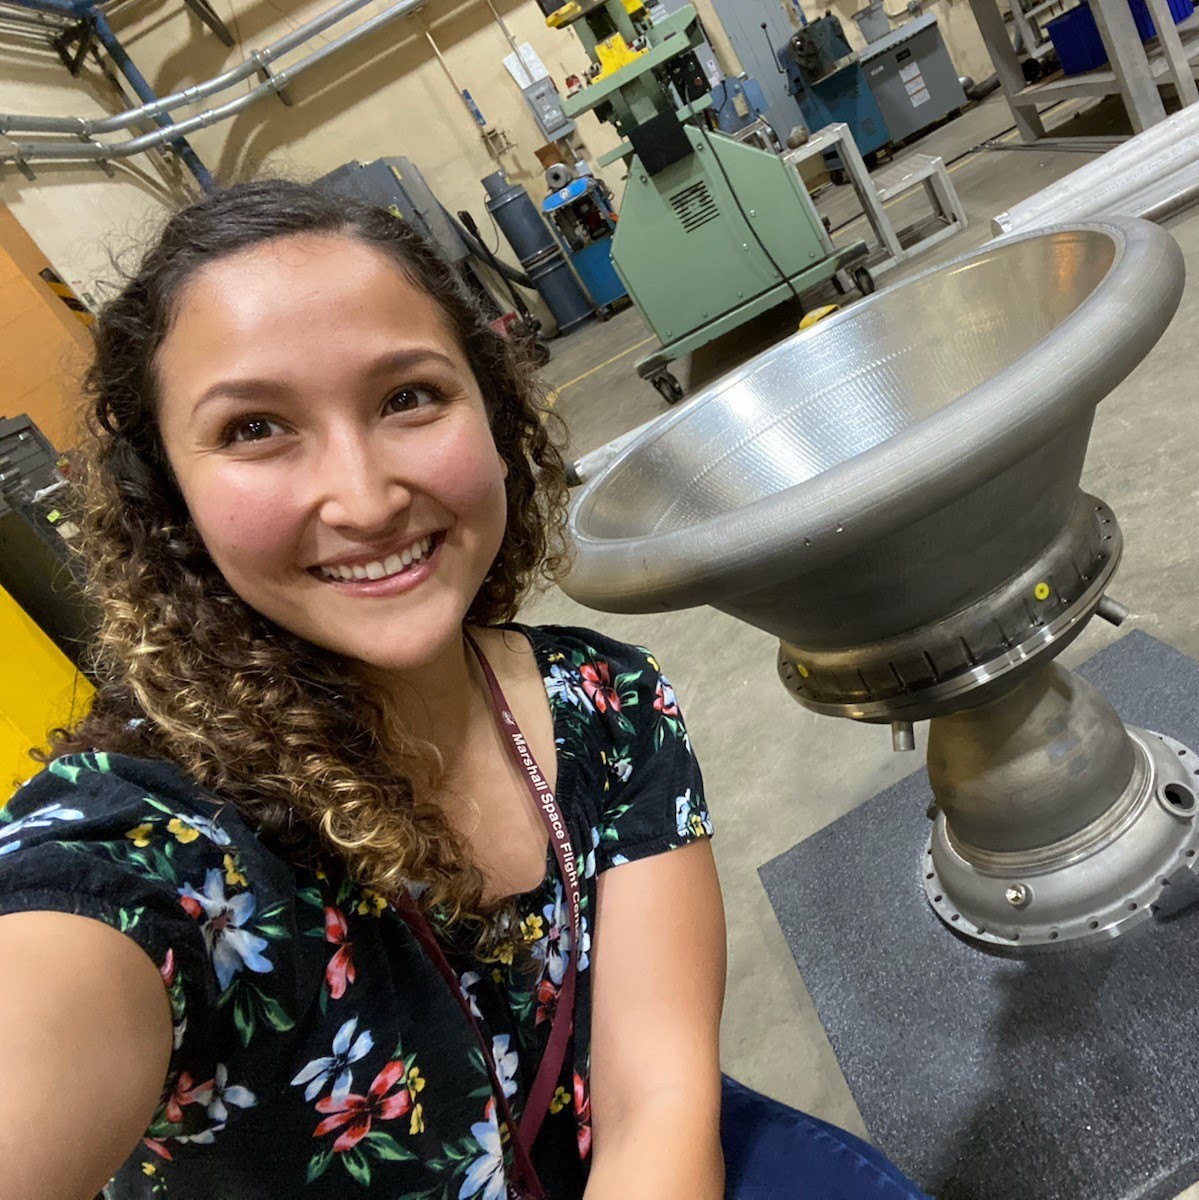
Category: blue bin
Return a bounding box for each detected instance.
[1046,0,1194,76]
[1045,4,1108,73]
[1129,0,1193,39]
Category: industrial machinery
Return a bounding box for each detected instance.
[551,0,868,403]
[858,15,966,146]
[483,170,596,336]
[0,416,94,672]
[562,218,1195,953]
[318,158,561,358]
[541,165,628,315]
[778,14,891,164]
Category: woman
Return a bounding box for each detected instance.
[0,181,929,1200]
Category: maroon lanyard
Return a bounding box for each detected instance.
[395,631,582,1200]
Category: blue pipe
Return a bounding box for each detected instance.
[8,0,219,193]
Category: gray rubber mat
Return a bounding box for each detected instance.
[759,631,1199,1200]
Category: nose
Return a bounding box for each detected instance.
[312,426,412,535]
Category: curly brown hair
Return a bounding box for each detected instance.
[43,179,571,941]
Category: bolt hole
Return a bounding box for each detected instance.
[950,914,960,922]
[1161,877,1171,886]
[934,894,943,903]
[1187,849,1196,858]
[1180,749,1188,757]
[1048,931,1059,940]
[925,872,934,880]
[1012,932,1020,941]
[977,926,987,934]
[1088,920,1099,930]
[1127,901,1138,911]
[1164,783,1196,813]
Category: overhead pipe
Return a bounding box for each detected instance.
[0,2,74,29]
[0,0,427,168]
[1,0,218,191]
[88,8,217,192]
[0,0,380,136]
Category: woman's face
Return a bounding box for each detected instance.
[155,233,509,675]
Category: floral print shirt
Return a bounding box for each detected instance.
[0,625,711,1200]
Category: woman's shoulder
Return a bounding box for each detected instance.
[516,622,666,679]
[514,623,686,744]
[1,749,265,874]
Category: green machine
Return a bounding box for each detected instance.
[552,0,870,402]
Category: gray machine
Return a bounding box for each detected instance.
[521,77,575,142]
[859,14,965,144]
[317,157,469,264]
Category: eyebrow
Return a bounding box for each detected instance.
[189,347,462,416]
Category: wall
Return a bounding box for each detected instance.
[0,204,92,450]
[0,0,992,310]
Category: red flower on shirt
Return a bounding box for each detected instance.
[164,1071,214,1124]
[314,1059,412,1153]
[324,906,355,1000]
[580,662,620,714]
[653,678,679,718]
[535,977,559,1026]
[573,1071,592,1159]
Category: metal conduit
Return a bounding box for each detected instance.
[0,0,380,135]
[993,102,1199,233]
[0,0,427,167]
[0,4,74,30]
[88,8,217,192]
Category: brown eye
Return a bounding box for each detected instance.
[383,387,438,414]
[229,417,285,443]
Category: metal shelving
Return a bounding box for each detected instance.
[970,0,1199,139]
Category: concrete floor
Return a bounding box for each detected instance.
[523,90,1199,1199]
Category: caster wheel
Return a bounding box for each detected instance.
[852,266,876,296]
[830,169,848,186]
[650,371,685,405]
[832,270,852,296]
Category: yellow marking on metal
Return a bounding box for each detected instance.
[546,1,582,27]
[595,33,647,79]
[1034,582,1051,601]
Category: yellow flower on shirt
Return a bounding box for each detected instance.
[125,823,153,848]
[224,853,247,887]
[167,817,200,844]
[357,889,387,917]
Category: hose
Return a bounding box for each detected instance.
[441,205,535,289]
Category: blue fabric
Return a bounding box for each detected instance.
[721,1076,932,1199]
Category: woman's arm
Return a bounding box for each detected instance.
[0,911,173,1200]
[585,839,727,1200]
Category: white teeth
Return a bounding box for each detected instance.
[319,535,436,583]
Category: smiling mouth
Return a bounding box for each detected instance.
[313,533,443,583]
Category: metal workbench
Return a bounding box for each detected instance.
[971,0,1199,140]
